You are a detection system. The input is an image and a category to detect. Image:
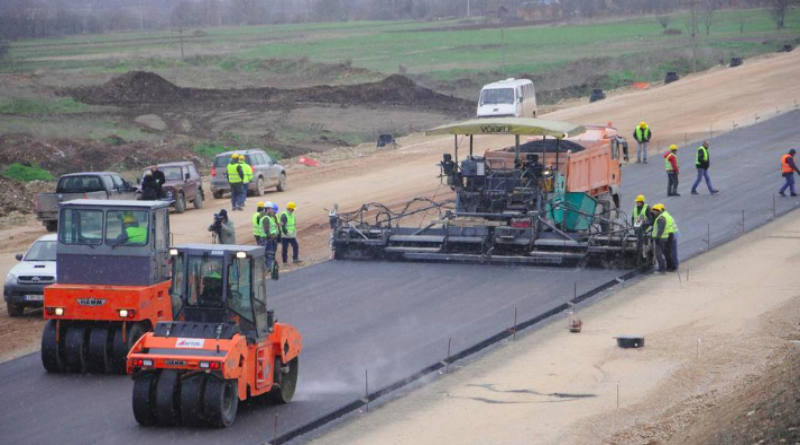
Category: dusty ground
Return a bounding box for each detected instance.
[1,49,799,363]
[304,201,800,445]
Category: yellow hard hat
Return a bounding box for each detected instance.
[287,202,296,210]
[635,194,645,202]
[231,153,239,159]
[123,214,136,223]
[652,204,665,212]
[257,201,265,208]
[669,144,677,151]
[639,121,647,128]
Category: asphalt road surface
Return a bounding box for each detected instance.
[1,111,798,445]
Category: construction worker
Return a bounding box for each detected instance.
[253,202,267,246]
[262,201,279,271]
[280,202,302,264]
[691,141,719,195]
[664,144,680,197]
[779,148,800,197]
[121,214,147,245]
[651,204,679,272]
[631,194,652,227]
[633,121,652,164]
[227,153,245,211]
[239,155,253,209]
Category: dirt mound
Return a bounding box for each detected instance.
[0,176,50,216]
[0,134,202,178]
[66,72,474,115]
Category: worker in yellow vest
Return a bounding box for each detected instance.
[664,144,680,197]
[238,155,253,209]
[631,194,652,228]
[279,202,301,264]
[227,153,245,211]
[121,214,147,245]
[252,202,267,246]
[262,201,279,272]
[651,204,679,272]
[633,121,652,164]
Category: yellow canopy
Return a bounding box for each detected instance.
[426,118,585,139]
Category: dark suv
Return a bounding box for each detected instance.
[138,162,204,213]
[210,149,286,199]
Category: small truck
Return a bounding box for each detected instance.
[35,172,137,231]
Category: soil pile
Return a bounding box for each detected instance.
[67,71,474,115]
[0,176,50,216]
[0,134,201,178]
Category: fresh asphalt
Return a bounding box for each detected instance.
[0,111,798,444]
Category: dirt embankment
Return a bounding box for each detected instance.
[65,71,476,115]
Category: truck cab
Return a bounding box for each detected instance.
[42,199,174,374]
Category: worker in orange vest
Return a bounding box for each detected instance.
[779,148,800,197]
[664,144,680,197]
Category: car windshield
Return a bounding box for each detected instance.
[59,209,103,245]
[105,210,150,246]
[480,88,515,105]
[25,241,57,261]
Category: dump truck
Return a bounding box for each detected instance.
[127,244,302,428]
[329,118,652,268]
[41,200,173,374]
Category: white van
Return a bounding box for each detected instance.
[477,78,538,118]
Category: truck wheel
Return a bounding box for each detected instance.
[87,326,112,373]
[204,378,238,428]
[133,372,159,426]
[193,190,204,209]
[64,324,89,373]
[180,374,207,426]
[255,177,265,196]
[44,221,57,232]
[6,302,24,317]
[267,357,298,404]
[155,369,181,426]
[41,320,66,373]
[212,190,224,199]
[111,323,145,374]
[174,193,186,214]
[276,173,287,192]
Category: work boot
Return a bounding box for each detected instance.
[673,193,681,197]
[792,193,799,197]
[780,192,787,197]
[711,190,720,194]
[691,191,699,195]
[293,259,303,264]
[643,159,648,164]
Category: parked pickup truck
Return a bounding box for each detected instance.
[35,172,137,232]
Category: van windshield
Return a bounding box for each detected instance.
[480,88,515,105]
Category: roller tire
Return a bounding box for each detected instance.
[180,374,207,426]
[193,190,204,209]
[111,323,146,374]
[41,320,66,373]
[133,372,159,426]
[6,302,24,317]
[155,369,181,426]
[203,378,238,428]
[87,326,112,373]
[267,357,299,404]
[64,324,89,373]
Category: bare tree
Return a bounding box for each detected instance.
[768,0,799,29]
[657,14,671,31]
[700,0,720,35]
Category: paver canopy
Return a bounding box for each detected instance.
[426,118,586,138]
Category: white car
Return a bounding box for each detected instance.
[3,234,57,317]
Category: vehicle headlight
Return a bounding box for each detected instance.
[4,273,16,285]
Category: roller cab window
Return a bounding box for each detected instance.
[106,210,150,246]
[59,208,103,245]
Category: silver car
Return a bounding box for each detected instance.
[210,149,287,199]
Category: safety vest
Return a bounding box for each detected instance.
[240,162,253,183]
[252,211,265,237]
[125,226,147,244]
[665,153,678,172]
[227,163,243,183]
[782,154,794,174]
[633,204,649,221]
[635,126,650,141]
[263,214,279,236]
[652,211,677,239]
[280,210,296,238]
[695,146,708,167]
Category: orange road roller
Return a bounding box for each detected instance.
[42,200,174,374]
[127,244,302,427]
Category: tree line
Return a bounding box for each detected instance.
[0,0,796,41]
